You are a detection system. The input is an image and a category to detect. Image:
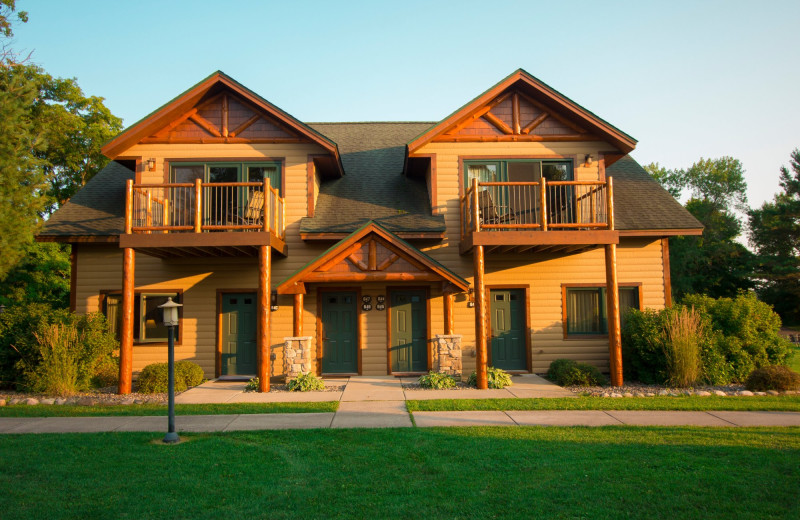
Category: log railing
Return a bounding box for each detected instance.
[460,177,613,239]
[124,178,285,239]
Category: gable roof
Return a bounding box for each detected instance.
[277,221,469,294]
[407,68,637,154]
[101,71,343,176]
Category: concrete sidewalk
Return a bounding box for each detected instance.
[2,410,800,434]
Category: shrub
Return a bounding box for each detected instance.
[467,367,513,389]
[546,359,607,386]
[418,371,457,389]
[622,294,792,385]
[137,361,205,393]
[286,372,325,392]
[6,308,118,395]
[92,356,119,388]
[245,377,259,392]
[745,365,800,392]
[663,307,704,387]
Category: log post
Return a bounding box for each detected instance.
[257,245,271,392]
[119,247,135,395]
[263,177,270,232]
[293,293,304,337]
[125,179,133,235]
[444,292,455,335]
[605,243,622,386]
[473,245,488,389]
[193,178,202,233]
[540,177,548,231]
[472,178,480,232]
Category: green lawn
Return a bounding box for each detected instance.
[788,345,800,373]
[0,401,338,417]
[408,395,800,412]
[0,427,797,519]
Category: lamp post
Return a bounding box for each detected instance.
[158,297,182,444]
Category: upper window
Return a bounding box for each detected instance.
[564,285,640,337]
[464,159,572,189]
[170,162,281,195]
[103,292,181,344]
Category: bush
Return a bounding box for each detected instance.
[2,306,118,394]
[245,377,259,392]
[467,367,513,389]
[664,307,704,387]
[622,294,792,385]
[745,365,800,392]
[418,371,457,389]
[546,359,607,386]
[286,372,325,392]
[92,356,119,388]
[137,361,205,393]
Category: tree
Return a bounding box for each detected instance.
[0,64,45,279]
[647,157,755,299]
[0,241,70,309]
[748,149,800,323]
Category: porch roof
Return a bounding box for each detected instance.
[277,221,469,295]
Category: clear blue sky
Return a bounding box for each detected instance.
[13,0,800,208]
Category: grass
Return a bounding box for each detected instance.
[0,427,797,519]
[407,395,800,412]
[0,401,338,417]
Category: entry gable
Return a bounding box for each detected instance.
[407,69,637,154]
[101,71,343,177]
[277,222,469,294]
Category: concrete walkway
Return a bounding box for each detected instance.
[2,376,800,433]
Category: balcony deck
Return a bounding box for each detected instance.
[459,178,619,254]
[119,179,286,258]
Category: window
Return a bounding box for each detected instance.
[464,159,572,188]
[170,161,281,194]
[564,285,640,337]
[102,292,181,343]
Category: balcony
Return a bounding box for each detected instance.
[459,178,619,254]
[119,179,287,258]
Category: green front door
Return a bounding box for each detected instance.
[320,291,358,374]
[390,290,428,373]
[221,293,257,376]
[491,289,527,371]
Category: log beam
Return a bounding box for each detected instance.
[118,247,135,395]
[293,293,304,337]
[473,245,488,389]
[605,243,623,387]
[257,245,271,392]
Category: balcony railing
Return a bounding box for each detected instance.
[460,177,613,240]
[124,178,285,239]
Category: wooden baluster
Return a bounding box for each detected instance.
[145,191,153,234]
[472,178,480,232]
[163,197,170,234]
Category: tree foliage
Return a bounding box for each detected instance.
[648,157,754,299]
[748,149,800,323]
[0,241,70,309]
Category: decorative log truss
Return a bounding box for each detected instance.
[277,222,469,295]
[144,91,305,145]
[436,89,598,143]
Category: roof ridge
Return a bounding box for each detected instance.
[307,121,438,125]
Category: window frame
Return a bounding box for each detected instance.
[100,290,184,346]
[560,283,643,340]
[167,160,284,195]
[463,158,574,191]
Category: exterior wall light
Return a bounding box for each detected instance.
[467,288,475,308]
[147,158,156,172]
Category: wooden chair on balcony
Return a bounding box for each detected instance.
[477,190,516,226]
[227,190,264,228]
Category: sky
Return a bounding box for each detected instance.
[11,0,800,209]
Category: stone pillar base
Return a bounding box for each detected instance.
[283,336,313,381]
[435,334,462,379]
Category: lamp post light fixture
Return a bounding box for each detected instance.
[158,296,182,444]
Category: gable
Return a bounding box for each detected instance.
[101,71,343,176]
[408,69,637,153]
[277,222,469,294]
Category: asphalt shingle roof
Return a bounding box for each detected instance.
[40,124,700,238]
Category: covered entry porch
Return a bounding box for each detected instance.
[277,222,470,380]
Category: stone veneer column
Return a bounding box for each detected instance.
[283,336,313,381]
[435,334,463,379]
